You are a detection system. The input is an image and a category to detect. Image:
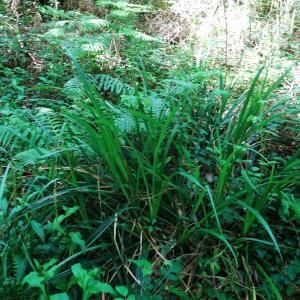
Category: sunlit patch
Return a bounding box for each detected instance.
[82,42,105,52]
[45,28,65,37]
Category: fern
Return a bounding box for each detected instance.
[63,77,85,101]
[114,109,138,133]
[12,254,27,282]
[0,108,70,161]
[282,193,300,221]
[39,5,75,19]
[141,92,168,117]
[43,14,110,51]
[63,74,134,100]
[95,0,151,13]
[120,28,160,42]
[113,92,168,133]
[15,148,60,166]
[81,41,105,52]
[78,16,109,32]
[162,79,201,96]
[44,27,65,38]
[95,74,134,95]
[109,9,133,19]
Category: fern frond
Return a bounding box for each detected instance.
[95,0,151,13]
[0,108,70,155]
[82,41,105,52]
[54,20,73,27]
[114,93,167,133]
[291,200,300,220]
[109,9,133,19]
[14,147,57,165]
[114,110,137,133]
[12,254,27,282]
[44,27,65,38]
[0,125,31,150]
[120,28,159,42]
[78,16,109,32]
[163,79,201,96]
[63,77,85,101]
[34,107,75,149]
[43,15,109,45]
[39,5,75,20]
[94,74,134,95]
[141,92,168,117]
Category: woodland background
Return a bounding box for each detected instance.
[0,0,299,299]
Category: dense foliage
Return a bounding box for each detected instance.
[0,1,299,299]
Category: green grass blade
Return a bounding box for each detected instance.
[255,263,283,300]
[206,185,222,233]
[237,201,282,260]
[199,228,237,264]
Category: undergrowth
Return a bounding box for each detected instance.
[0,1,299,299]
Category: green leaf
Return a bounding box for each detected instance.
[116,285,129,297]
[206,185,222,233]
[43,258,58,271]
[71,263,89,289]
[64,205,80,218]
[31,220,45,243]
[69,231,86,249]
[71,263,87,277]
[241,170,258,193]
[128,259,153,276]
[255,263,283,300]
[179,171,205,189]
[237,201,282,260]
[15,258,27,282]
[168,287,191,300]
[50,293,70,300]
[0,197,8,214]
[22,271,44,288]
[199,228,237,264]
[87,279,116,295]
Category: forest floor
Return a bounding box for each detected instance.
[0,1,299,299]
